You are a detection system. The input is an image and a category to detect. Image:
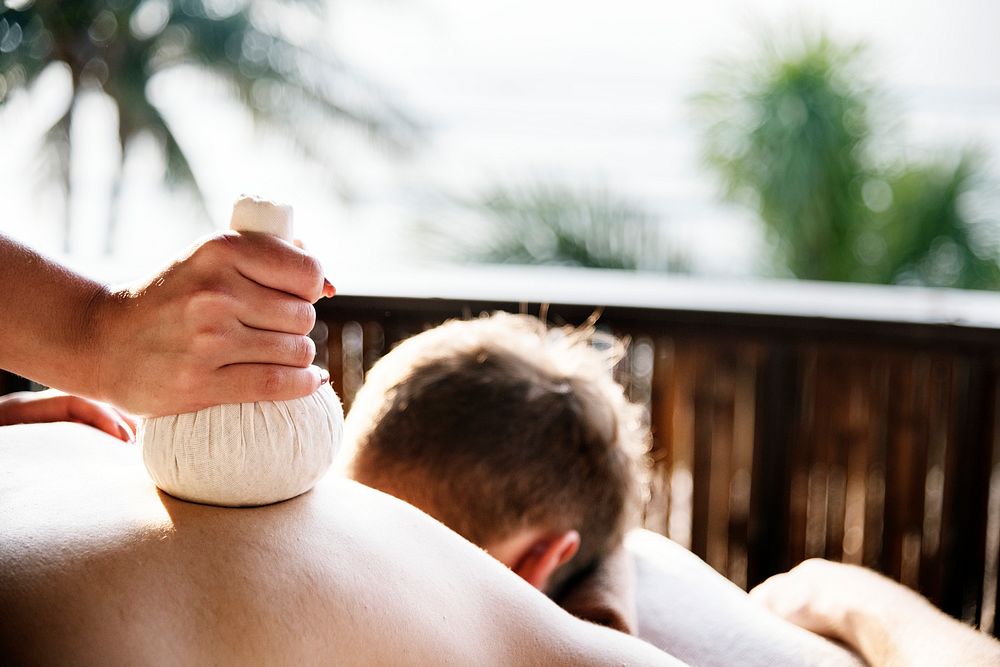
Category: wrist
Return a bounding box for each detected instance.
[78,282,120,404]
[844,580,926,665]
[844,602,891,665]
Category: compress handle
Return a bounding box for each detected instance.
[229,195,293,242]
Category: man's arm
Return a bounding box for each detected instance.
[751,558,1000,666]
[626,530,862,667]
[0,233,333,416]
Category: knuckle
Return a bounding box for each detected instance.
[194,233,238,265]
[297,254,325,300]
[301,336,317,365]
[192,330,227,360]
[185,288,233,323]
[796,559,826,576]
[283,335,315,367]
[299,252,323,280]
[185,296,239,348]
[295,302,317,334]
[275,296,314,334]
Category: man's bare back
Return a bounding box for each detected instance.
[0,423,680,666]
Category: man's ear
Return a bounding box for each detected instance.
[512,530,581,592]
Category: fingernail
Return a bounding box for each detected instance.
[118,423,134,443]
[319,368,330,385]
[323,278,336,298]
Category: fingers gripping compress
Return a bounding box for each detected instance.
[138,196,344,507]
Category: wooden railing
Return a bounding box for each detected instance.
[314,266,1000,636]
[3,266,998,635]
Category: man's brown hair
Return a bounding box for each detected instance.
[344,312,649,592]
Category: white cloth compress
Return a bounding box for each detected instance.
[139,195,343,507]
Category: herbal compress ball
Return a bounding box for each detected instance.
[139,196,343,507]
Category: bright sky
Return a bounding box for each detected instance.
[0,0,998,287]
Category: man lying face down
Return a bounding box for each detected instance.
[343,313,864,666]
[344,313,645,610]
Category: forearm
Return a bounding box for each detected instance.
[846,588,1000,666]
[751,559,1000,667]
[0,235,109,400]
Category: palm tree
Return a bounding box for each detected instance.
[693,33,999,290]
[442,183,688,272]
[0,0,414,252]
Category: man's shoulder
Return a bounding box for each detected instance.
[0,424,432,663]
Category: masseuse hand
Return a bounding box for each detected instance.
[90,232,335,416]
[0,390,136,442]
[0,232,333,418]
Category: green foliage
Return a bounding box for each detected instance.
[694,33,999,290]
[0,0,414,249]
[875,157,1000,288]
[455,183,688,272]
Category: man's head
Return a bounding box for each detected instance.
[343,312,648,595]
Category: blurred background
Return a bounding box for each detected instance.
[1,0,998,287]
[3,0,1000,639]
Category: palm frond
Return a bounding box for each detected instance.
[2,1,417,251]
[158,5,418,149]
[880,154,1000,289]
[438,183,688,273]
[0,7,57,98]
[693,31,1000,290]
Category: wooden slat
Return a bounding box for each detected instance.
[938,357,994,624]
[841,360,871,565]
[690,347,714,561]
[727,346,757,589]
[705,351,734,575]
[746,345,797,587]
[667,340,697,549]
[644,337,676,533]
[326,321,345,408]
